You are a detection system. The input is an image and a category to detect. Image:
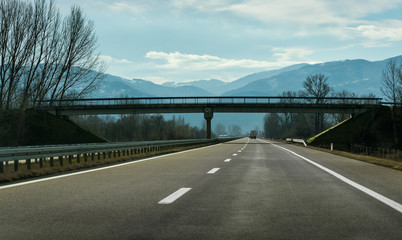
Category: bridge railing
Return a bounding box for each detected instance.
[35,96,383,107]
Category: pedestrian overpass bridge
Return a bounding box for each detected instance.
[36,96,383,138]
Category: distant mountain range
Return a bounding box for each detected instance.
[92,56,401,134]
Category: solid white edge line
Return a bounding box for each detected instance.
[207,168,220,174]
[158,188,192,204]
[0,143,223,191]
[273,144,402,214]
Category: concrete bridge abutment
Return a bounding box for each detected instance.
[204,108,213,139]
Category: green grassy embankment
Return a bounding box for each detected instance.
[306,106,402,171]
[308,106,402,151]
[0,109,105,147]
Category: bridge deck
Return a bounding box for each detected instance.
[35,96,382,116]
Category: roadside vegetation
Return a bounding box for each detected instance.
[72,115,208,142]
[0,0,106,146]
[0,110,104,147]
[265,67,402,170]
[263,73,377,140]
[306,145,402,171]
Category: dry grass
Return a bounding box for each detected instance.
[306,145,402,171]
[0,143,213,183]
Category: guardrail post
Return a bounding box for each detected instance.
[84,153,88,162]
[108,151,111,158]
[59,156,63,166]
[69,155,72,164]
[39,158,43,168]
[77,154,81,163]
[26,158,31,170]
[113,151,116,158]
[97,152,101,160]
[0,162,3,173]
[50,157,54,167]
[118,151,121,157]
[91,153,95,161]
[14,160,19,172]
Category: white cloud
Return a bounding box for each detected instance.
[219,0,402,25]
[100,55,134,65]
[96,1,145,15]
[145,51,303,70]
[349,20,402,41]
[272,48,314,62]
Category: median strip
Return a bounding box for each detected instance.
[158,188,192,204]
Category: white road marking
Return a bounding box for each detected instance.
[224,158,231,163]
[158,188,192,204]
[273,144,402,214]
[238,150,242,152]
[0,143,222,191]
[207,168,220,174]
[232,153,238,156]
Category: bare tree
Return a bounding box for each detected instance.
[214,123,227,136]
[379,59,401,146]
[228,124,242,137]
[380,59,401,106]
[303,73,332,103]
[303,73,333,133]
[331,90,358,123]
[49,5,105,102]
[0,0,105,110]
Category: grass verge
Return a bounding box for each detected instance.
[304,144,402,171]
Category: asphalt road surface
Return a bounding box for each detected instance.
[0,138,401,239]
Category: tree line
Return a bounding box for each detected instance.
[73,115,207,142]
[0,0,105,110]
[263,73,377,139]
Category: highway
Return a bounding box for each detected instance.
[0,138,401,239]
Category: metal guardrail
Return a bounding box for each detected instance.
[0,139,215,162]
[0,139,223,174]
[35,96,383,107]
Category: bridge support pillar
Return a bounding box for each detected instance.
[204,108,213,139]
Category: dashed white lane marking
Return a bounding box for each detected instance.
[207,168,220,174]
[232,153,238,156]
[273,144,402,214]
[238,150,242,153]
[158,188,192,204]
[224,158,231,163]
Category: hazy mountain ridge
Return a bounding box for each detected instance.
[223,58,395,97]
[95,77,214,98]
[95,56,400,99]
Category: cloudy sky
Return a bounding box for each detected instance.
[56,0,402,83]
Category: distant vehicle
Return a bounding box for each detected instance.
[249,130,257,139]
